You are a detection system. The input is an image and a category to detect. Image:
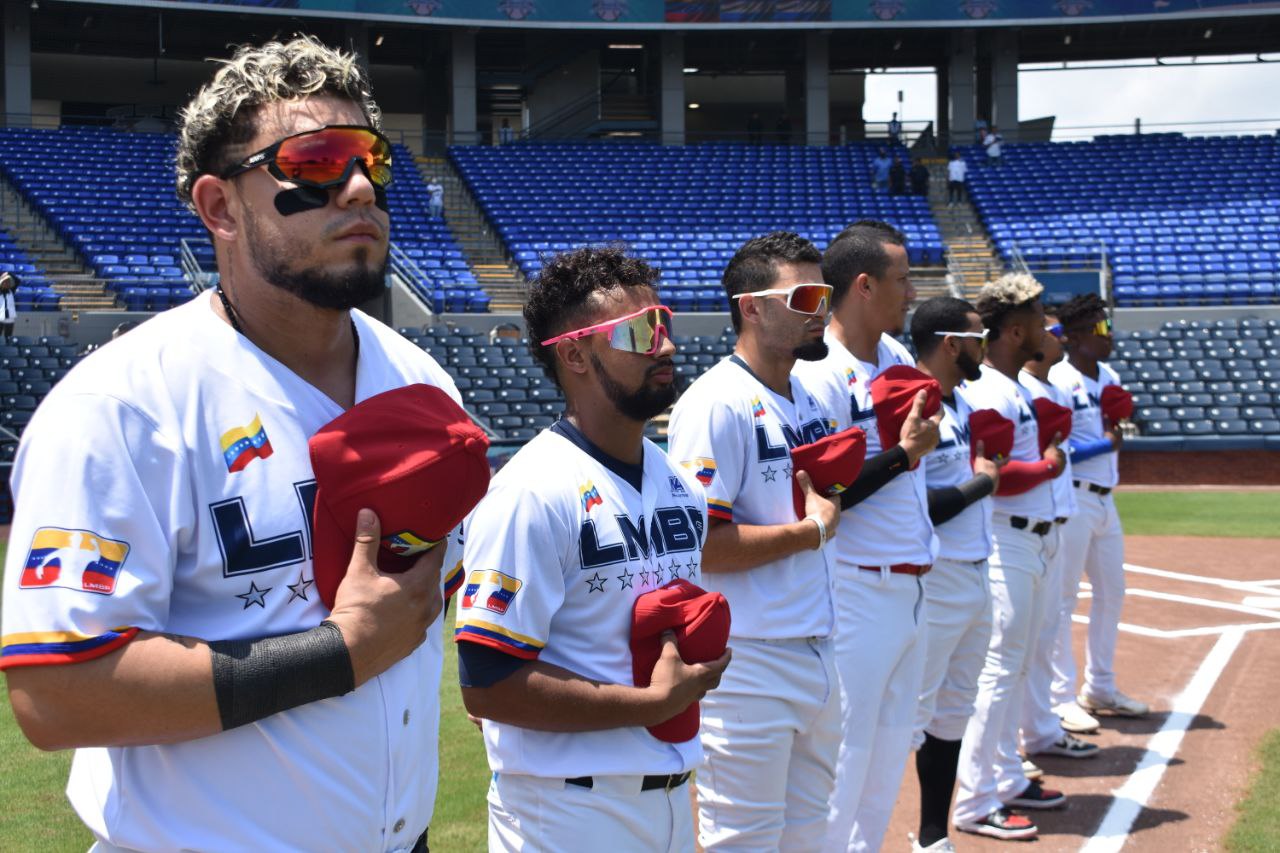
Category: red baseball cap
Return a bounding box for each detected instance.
[1032,397,1073,453]
[1100,385,1134,422]
[790,427,867,520]
[630,579,731,744]
[968,408,1015,463]
[309,384,491,610]
[870,365,942,465]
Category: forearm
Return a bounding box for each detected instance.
[1068,437,1115,464]
[839,446,911,510]
[461,660,665,732]
[995,460,1057,496]
[700,517,820,573]
[927,474,995,525]
[6,631,220,751]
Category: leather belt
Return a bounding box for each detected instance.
[858,563,932,576]
[1009,516,1053,536]
[1073,480,1112,496]
[565,771,692,792]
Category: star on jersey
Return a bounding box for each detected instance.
[236,581,271,609]
[761,465,778,482]
[667,558,683,581]
[616,567,635,589]
[684,557,699,578]
[637,568,652,587]
[287,574,314,603]
[783,463,793,478]
[585,572,607,593]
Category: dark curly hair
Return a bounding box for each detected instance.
[1056,293,1108,332]
[822,219,906,309]
[523,246,661,388]
[723,231,822,333]
[910,296,977,358]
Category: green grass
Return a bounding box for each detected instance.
[1116,490,1280,538]
[1228,729,1280,852]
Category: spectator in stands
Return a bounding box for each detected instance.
[0,272,18,342]
[747,112,763,145]
[889,156,907,195]
[427,176,445,218]
[871,148,893,192]
[110,320,139,340]
[888,112,902,146]
[947,151,968,206]
[498,118,515,145]
[974,117,989,146]
[983,126,1004,167]
[911,159,931,198]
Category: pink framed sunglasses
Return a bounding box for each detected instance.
[541,305,674,357]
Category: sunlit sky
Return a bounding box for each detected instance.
[863,55,1280,140]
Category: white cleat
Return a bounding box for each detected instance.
[1078,689,1150,717]
[1055,701,1100,733]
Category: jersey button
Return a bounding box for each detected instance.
[393,818,405,833]
[403,709,411,726]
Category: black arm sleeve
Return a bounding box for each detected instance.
[927,474,996,526]
[839,446,911,510]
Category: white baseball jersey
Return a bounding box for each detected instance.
[0,291,458,853]
[457,425,708,778]
[666,354,836,640]
[1019,369,1078,519]
[923,387,993,562]
[792,330,936,567]
[962,365,1057,521]
[1050,359,1122,489]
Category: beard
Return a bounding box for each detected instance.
[590,352,678,422]
[793,340,829,362]
[956,349,984,382]
[245,209,387,310]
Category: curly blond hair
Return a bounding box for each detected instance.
[175,35,382,210]
[975,272,1044,341]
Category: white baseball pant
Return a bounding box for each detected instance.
[488,772,695,853]
[953,519,1049,825]
[1018,522,1070,753]
[914,557,993,747]
[697,635,840,852]
[824,567,928,853]
[1050,489,1126,706]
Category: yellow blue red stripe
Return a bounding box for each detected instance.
[220,415,273,473]
[455,619,543,660]
[707,498,733,521]
[0,626,139,669]
[444,560,465,599]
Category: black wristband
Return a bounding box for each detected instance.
[839,446,911,511]
[928,473,996,526]
[211,620,355,731]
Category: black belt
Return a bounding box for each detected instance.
[1009,516,1053,536]
[565,771,692,792]
[1055,517,1069,525]
[1073,480,1112,496]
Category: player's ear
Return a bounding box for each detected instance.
[555,338,591,378]
[855,273,873,301]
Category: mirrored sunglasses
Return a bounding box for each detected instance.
[1046,323,1064,338]
[732,283,833,316]
[1091,317,1113,337]
[220,125,394,190]
[541,305,674,357]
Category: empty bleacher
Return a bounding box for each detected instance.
[966,133,1280,308]
[0,227,56,310]
[0,126,484,312]
[449,142,945,311]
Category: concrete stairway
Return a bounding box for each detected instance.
[416,155,527,313]
[927,164,1003,301]
[0,183,120,311]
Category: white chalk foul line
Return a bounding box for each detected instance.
[1078,627,1246,853]
[1123,563,1280,596]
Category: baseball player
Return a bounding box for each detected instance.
[456,246,730,853]
[907,297,1003,853]
[952,274,1069,840]
[667,231,844,851]
[1,38,454,851]
[790,220,942,853]
[1013,314,1098,787]
[1048,295,1147,720]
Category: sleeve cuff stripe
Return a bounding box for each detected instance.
[707,506,733,521]
[444,562,465,598]
[0,627,139,670]
[454,624,542,659]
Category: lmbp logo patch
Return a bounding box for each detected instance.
[19,527,130,595]
[683,458,717,487]
[461,569,523,615]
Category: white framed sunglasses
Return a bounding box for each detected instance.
[935,329,989,343]
[732,282,833,315]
